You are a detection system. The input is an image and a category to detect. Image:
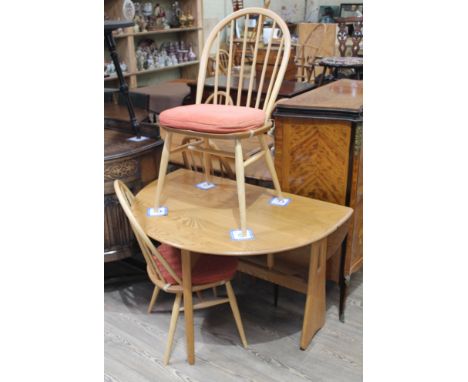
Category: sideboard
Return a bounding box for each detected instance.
[273,79,363,320]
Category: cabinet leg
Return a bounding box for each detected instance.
[339,275,351,323]
[339,237,349,323]
[273,284,279,307]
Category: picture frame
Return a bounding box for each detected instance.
[318,5,340,21]
[339,3,363,18]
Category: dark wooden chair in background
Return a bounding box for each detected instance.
[315,16,363,86]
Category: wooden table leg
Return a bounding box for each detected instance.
[300,239,327,350]
[181,249,195,364]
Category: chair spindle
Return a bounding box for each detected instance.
[237,15,250,106]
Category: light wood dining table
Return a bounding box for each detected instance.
[132,169,353,364]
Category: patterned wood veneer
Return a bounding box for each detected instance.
[275,118,351,205]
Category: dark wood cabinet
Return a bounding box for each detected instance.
[104,128,163,262]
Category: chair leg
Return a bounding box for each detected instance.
[154,132,173,208]
[212,287,217,297]
[225,281,248,348]
[234,139,247,234]
[147,286,160,313]
[258,134,283,199]
[163,293,182,365]
[202,138,211,182]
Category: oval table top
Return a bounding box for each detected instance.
[133,169,353,256]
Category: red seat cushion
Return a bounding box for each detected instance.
[154,244,238,285]
[159,104,266,133]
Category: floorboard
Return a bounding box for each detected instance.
[105,266,363,381]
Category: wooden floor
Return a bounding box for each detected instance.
[105,263,362,382]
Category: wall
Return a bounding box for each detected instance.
[305,0,363,23]
[202,0,363,31]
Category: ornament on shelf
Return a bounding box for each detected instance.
[136,38,195,71]
[165,54,173,67]
[159,51,167,67]
[171,1,182,27]
[142,2,153,17]
[186,12,194,27]
[188,45,196,61]
[122,0,136,20]
[137,15,147,32]
[147,55,155,69]
[136,48,145,70]
[178,12,187,28]
[168,42,176,55]
[105,61,115,75]
[177,51,183,63]
[134,2,142,17]
[133,15,141,32]
[154,3,161,17]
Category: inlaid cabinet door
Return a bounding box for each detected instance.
[274,115,362,281]
[275,117,351,205]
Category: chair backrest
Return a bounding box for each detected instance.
[113,180,182,286]
[217,49,230,75]
[336,17,363,57]
[207,49,230,76]
[196,7,291,120]
[295,23,325,82]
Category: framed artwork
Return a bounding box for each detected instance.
[318,6,340,23]
[339,3,363,18]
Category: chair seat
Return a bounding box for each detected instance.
[159,104,266,134]
[155,244,238,285]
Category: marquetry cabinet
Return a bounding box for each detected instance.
[273,79,363,288]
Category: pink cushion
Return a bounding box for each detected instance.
[159,104,266,133]
[154,244,238,285]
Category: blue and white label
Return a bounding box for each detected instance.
[196,181,216,190]
[147,206,168,217]
[127,136,149,142]
[269,197,291,207]
[230,229,255,241]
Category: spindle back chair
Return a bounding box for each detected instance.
[114,179,181,288]
[197,7,291,118]
[155,8,291,236]
[114,180,247,365]
[295,23,325,82]
[208,49,230,76]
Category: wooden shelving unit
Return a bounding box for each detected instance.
[114,26,201,38]
[134,60,200,75]
[104,0,203,89]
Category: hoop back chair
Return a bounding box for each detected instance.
[113,180,247,365]
[208,49,230,76]
[156,7,291,236]
[295,23,325,82]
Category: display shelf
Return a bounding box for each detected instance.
[115,26,201,38]
[135,61,200,75]
[104,0,203,89]
[104,72,131,81]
